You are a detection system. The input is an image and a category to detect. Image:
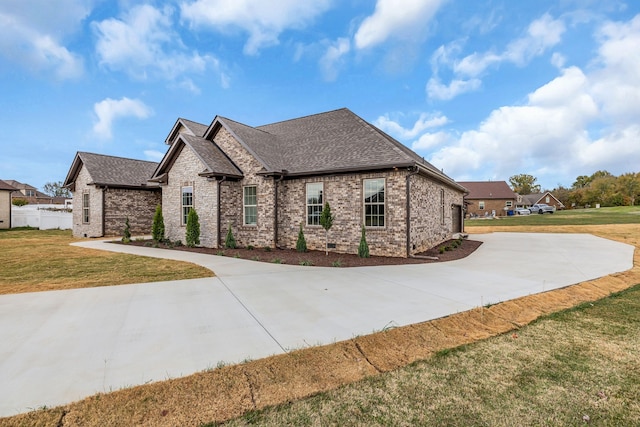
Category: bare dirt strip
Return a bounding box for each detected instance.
[2,224,638,427]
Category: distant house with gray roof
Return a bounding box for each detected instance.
[458,181,517,217]
[150,108,466,257]
[64,152,161,238]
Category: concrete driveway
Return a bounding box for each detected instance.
[0,232,634,416]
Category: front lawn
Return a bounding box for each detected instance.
[0,228,213,294]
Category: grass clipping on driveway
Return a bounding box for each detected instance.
[0,229,213,294]
[2,224,639,426]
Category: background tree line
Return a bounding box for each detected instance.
[509,171,640,208]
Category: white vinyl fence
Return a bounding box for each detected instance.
[11,205,72,230]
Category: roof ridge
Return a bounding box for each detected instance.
[256,107,349,128]
[78,151,158,165]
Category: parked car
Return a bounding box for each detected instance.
[515,207,531,215]
[529,203,555,214]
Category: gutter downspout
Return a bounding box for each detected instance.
[405,166,420,258]
[273,172,285,248]
[217,176,227,248]
[101,186,106,237]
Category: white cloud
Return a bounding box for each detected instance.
[429,13,566,100]
[354,0,445,50]
[426,77,481,100]
[180,0,332,55]
[411,131,453,150]
[420,13,640,189]
[0,0,90,79]
[375,112,449,139]
[319,38,350,81]
[93,97,153,140]
[93,4,222,85]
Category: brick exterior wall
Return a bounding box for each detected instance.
[0,191,10,229]
[72,165,104,238]
[466,198,515,217]
[161,128,465,257]
[410,174,464,253]
[103,188,161,236]
[163,146,219,247]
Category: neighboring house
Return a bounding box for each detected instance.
[459,181,517,217]
[3,180,68,205]
[0,180,17,229]
[64,152,161,238]
[519,192,565,210]
[150,108,466,257]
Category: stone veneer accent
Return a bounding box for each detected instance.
[162,128,465,257]
[72,165,104,238]
[163,146,218,248]
[0,190,11,229]
[103,188,161,236]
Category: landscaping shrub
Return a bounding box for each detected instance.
[225,224,237,249]
[151,204,165,242]
[358,225,369,258]
[11,198,28,207]
[185,209,200,248]
[296,223,307,252]
[122,217,131,243]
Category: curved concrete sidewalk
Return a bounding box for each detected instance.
[0,233,634,416]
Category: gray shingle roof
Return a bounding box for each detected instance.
[156,108,464,191]
[0,180,17,191]
[458,181,517,199]
[180,118,208,137]
[66,152,159,188]
[181,134,243,178]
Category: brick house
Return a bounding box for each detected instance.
[64,152,161,238]
[459,181,517,217]
[519,192,565,210]
[3,180,69,205]
[150,108,466,257]
[0,180,17,229]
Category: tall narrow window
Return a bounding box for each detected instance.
[479,201,485,210]
[364,178,385,227]
[82,193,90,224]
[440,189,445,225]
[306,182,323,226]
[181,186,193,225]
[243,186,257,225]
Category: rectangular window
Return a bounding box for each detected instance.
[546,196,550,203]
[440,189,445,225]
[306,182,323,226]
[243,186,257,226]
[479,201,485,210]
[364,178,385,227]
[82,193,90,224]
[181,186,193,225]
[505,201,513,208]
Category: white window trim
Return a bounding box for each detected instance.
[479,201,485,210]
[363,178,385,228]
[181,185,193,226]
[306,182,323,226]
[243,185,257,226]
[82,192,90,224]
[505,200,513,208]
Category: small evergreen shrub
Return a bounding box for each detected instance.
[247,245,254,250]
[299,260,313,266]
[264,246,272,252]
[185,209,200,248]
[151,205,165,242]
[121,217,131,243]
[438,246,446,254]
[272,258,283,264]
[332,260,343,267]
[358,225,369,258]
[296,223,307,253]
[225,224,237,249]
[319,202,335,255]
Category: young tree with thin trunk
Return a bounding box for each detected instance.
[319,202,334,256]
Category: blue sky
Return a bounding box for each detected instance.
[1,0,639,192]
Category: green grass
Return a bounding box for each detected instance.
[221,285,640,426]
[466,205,640,227]
[0,228,213,294]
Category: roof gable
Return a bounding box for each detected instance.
[458,181,517,199]
[165,118,208,145]
[64,152,159,189]
[0,180,17,191]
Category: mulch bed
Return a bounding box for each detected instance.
[121,238,482,267]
